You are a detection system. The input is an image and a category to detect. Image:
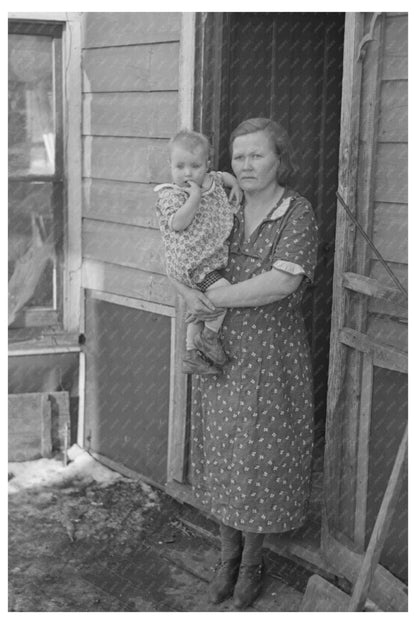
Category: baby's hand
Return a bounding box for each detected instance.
[184,180,201,199]
[229,182,243,206]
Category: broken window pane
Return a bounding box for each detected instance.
[8,24,63,331]
[8,34,56,176]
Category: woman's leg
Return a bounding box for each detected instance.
[220,522,243,561]
[208,523,242,604]
[241,531,265,566]
[233,532,265,609]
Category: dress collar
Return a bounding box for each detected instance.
[234,188,296,227]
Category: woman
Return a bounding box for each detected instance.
[172,118,318,609]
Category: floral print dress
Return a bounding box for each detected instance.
[190,188,319,533]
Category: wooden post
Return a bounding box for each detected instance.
[324,12,365,538]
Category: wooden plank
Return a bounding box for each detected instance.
[64,13,83,334]
[83,180,159,229]
[88,289,175,318]
[82,137,170,183]
[8,333,80,355]
[82,92,178,138]
[368,260,408,319]
[325,13,364,535]
[383,14,408,58]
[82,219,165,274]
[166,12,196,484]
[342,272,407,309]
[178,12,196,128]
[378,81,408,142]
[82,44,179,93]
[374,143,408,204]
[77,350,86,448]
[338,11,383,541]
[48,391,70,453]
[82,12,181,47]
[349,425,407,611]
[371,202,407,264]
[339,327,407,372]
[9,393,51,461]
[369,260,407,302]
[382,56,407,81]
[81,259,175,307]
[167,301,188,482]
[323,533,407,612]
[354,354,373,548]
[367,316,408,354]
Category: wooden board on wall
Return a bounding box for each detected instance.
[82,259,175,307]
[82,12,181,47]
[83,180,159,229]
[380,14,407,89]
[83,137,170,183]
[378,81,408,142]
[367,315,408,352]
[371,203,407,264]
[83,44,179,92]
[83,219,165,274]
[83,92,178,138]
[374,143,407,204]
[9,393,52,461]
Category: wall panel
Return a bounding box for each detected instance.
[83,12,181,47]
[83,44,179,92]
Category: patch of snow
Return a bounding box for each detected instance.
[8,444,126,493]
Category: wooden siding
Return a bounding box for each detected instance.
[369,13,408,345]
[81,12,181,308]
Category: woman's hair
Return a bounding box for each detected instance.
[169,129,211,160]
[229,118,298,185]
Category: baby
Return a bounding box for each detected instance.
[154,129,241,375]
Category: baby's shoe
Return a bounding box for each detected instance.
[182,349,221,375]
[194,327,229,367]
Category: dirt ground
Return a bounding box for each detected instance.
[8,454,312,612]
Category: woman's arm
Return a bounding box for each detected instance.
[168,277,225,320]
[205,268,303,309]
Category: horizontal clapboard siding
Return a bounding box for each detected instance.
[83,137,170,183]
[81,12,180,309]
[83,44,179,92]
[83,180,159,229]
[83,92,178,138]
[82,259,175,307]
[82,12,181,47]
[83,220,165,274]
[367,13,408,348]
[372,203,407,264]
[369,260,407,319]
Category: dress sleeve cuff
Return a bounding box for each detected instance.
[272,260,306,276]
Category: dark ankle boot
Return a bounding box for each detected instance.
[233,561,264,609]
[208,556,241,604]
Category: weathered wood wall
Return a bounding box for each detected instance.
[367,13,408,347]
[334,12,408,581]
[81,12,181,308]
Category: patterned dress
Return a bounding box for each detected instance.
[154,172,234,287]
[190,188,319,533]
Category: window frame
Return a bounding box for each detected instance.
[8,13,82,346]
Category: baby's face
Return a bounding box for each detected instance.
[170,144,208,188]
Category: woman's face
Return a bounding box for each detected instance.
[231,131,280,193]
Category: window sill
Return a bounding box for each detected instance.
[8,330,81,356]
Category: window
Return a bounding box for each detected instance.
[8,21,64,333]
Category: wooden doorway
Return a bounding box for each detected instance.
[194,11,345,461]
